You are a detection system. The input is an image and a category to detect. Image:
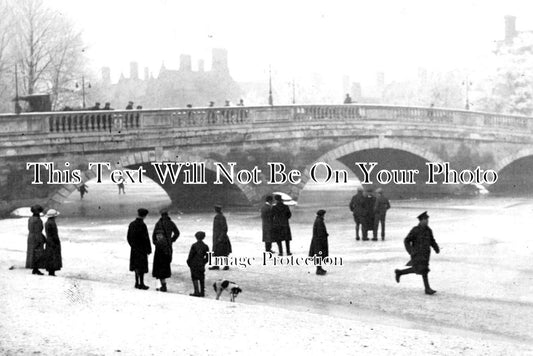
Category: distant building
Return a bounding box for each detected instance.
[100,49,241,108]
[130,62,139,81]
[504,15,517,45]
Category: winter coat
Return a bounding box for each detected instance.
[152,216,180,279]
[374,195,391,215]
[44,218,62,272]
[308,216,329,258]
[213,212,232,256]
[271,202,292,242]
[127,218,151,273]
[187,241,209,271]
[366,195,376,226]
[404,224,440,274]
[261,203,273,243]
[349,192,366,217]
[26,216,46,269]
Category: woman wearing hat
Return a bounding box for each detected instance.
[210,205,232,270]
[308,209,329,275]
[152,209,180,292]
[44,209,62,276]
[26,205,46,275]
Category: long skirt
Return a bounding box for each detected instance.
[152,248,172,279]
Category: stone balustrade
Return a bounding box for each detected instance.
[0,104,532,136]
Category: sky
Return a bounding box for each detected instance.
[45,0,533,86]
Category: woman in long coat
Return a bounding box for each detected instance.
[127,208,151,290]
[210,205,232,270]
[152,209,180,292]
[271,195,292,255]
[26,204,46,275]
[44,209,62,276]
[308,209,329,275]
[261,196,274,253]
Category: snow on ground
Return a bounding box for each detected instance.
[0,268,529,356]
[1,182,533,355]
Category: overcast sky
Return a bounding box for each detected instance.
[46,0,533,85]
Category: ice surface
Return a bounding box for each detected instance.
[1,182,532,354]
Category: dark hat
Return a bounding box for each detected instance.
[417,211,429,220]
[137,208,149,217]
[265,195,273,202]
[214,204,222,209]
[316,209,326,216]
[274,194,282,201]
[30,204,44,214]
[159,208,169,215]
[195,231,206,239]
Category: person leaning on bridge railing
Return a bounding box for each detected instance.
[344,93,352,104]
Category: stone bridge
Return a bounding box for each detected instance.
[1,104,533,214]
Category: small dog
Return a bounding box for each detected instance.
[213,279,242,302]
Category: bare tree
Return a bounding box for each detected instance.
[0,0,15,110]
[44,19,86,109]
[9,0,87,109]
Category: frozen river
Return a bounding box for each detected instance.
[1,180,532,352]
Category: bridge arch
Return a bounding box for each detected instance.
[45,149,258,210]
[295,137,445,200]
[490,146,533,194]
[493,147,533,174]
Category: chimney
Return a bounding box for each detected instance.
[211,48,229,73]
[130,61,139,80]
[198,59,205,72]
[376,72,385,92]
[180,54,192,71]
[101,66,111,85]
[504,15,517,44]
[351,82,362,101]
[144,67,149,81]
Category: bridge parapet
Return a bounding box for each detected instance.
[1,104,532,137]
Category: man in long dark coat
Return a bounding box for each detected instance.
[152,209,180,292]
[349,188,367,241]
[395,211,440,295]
[308,209,329,275]
[365,189,376,240]
[187,231,210,297]
[127,208,151,290]
[44,209,62,276]
[261,195,274,253]
[271,194,292,255]
[373,188,391,241]
[209,205,232,270]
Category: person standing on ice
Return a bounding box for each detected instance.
[44,209,62,276]
[187,231,209,297]
[127,208,151,290]
[78,183,88,200]
[395,211,440,295]
[271,194,293,256]
[349,187,367,241]
[209,205,232,270]
[26,204,46,275]
[261,195,275,253]
[152,209,180,292]
[373,188,390,241]
[308,209,329,275]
